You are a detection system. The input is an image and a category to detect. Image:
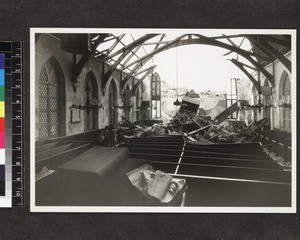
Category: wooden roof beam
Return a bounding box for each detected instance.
[73,34,109,79]
[191,34,275,86]
[153,34,166,50]
[106,34,125,55]
[125,34,271,69]
[121,45,142,69]
[257,37,291,72]
[258,35,291,47]
[246,36,277,63]
[134,65,157,76]
[229,59,260,91]
[124,34,188,69]
[228,59,257,71]
[120,58,150,90]
[133,66,156,91]
[91,34,110,52]
[103,34,159,61]
[102,34,159,94]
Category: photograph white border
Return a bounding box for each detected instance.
[30,28,297,213]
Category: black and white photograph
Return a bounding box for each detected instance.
[30,28,296,212]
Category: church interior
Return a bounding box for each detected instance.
[34,32,293,208]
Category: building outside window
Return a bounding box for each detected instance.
[151,73,161,119]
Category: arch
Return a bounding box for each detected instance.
[38,56,66,139]
[135,86,141,121]
[124,83,131,90]
[151,72,161,119]
[106,77,119,97]
[123,36,275,87]
[84,70,99,131]
[263,78,269,87]
[251,84,258,102]
[250,84,259,120]
[279,70,290,98]
[261,79,271,118]
[108,78,118,125]
[124,84,131,120]
[278,70,291,131]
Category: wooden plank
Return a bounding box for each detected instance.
[127,140,184,145]
[128,147,182,156]
[132,66,156,91]
[128,137,183,143]
[36,143,92,173]
[177,164,291,183]
[123,143,183,150]
[180,156,281,169]
[182,176,291,207]
[121,116,136,128]
[186,145,266,156]
[129,152,180,163]
[150,158,281,171]
[36,143,74,161]
[184,149,271,161]
[186,142,264,151]
[188,125,210,135]
[36,141,61,154]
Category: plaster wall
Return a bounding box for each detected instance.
[242,52,291,132]
[35,34,141,140]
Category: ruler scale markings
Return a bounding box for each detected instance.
[10,42,24,207]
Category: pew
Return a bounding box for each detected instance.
[36,146,150,206]
[36,135,291,207]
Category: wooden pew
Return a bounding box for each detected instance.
[180,156,281,169]
[36,143,92,173]
[182,175,291,207]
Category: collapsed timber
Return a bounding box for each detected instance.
[96,103,291,168]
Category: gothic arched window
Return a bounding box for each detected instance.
[279,72,291,131]
[39,57,65,139]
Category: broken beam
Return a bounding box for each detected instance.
[258,37,291,72]
[73,34,109,79]
[230,59,260,91]
[120,58,150,90]
[133,66,156,91]
[102,34,159,94]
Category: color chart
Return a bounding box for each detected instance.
[0,41,24,207]
[0,54,4,197]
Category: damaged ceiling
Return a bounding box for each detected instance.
[49,32,291,92]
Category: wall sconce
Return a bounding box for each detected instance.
[69,97,104,113]
[279,103,292,109]
[114,104,133,109]
[72,80,80,93]
[69,103,104,111]
[173,99,181,106]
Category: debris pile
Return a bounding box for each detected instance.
[98,108,270,146]
[126,164,187,205]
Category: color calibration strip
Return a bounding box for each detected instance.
[0,42,11,207]
[0,41,24,207]
[0,54,5,197]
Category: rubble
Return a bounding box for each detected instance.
[126,164,187,204]
[98,107,271,146]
